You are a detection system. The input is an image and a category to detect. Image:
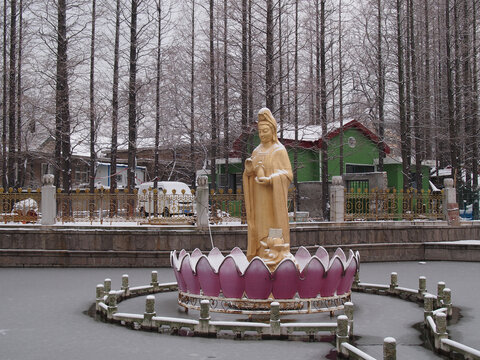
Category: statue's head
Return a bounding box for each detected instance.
[257,108,279,144]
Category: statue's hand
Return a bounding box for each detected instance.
[255,176,271,185]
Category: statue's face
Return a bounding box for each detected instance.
[258,123,273,144]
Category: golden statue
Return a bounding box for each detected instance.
[243,108,293,268]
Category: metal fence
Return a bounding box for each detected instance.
[0,187,41,223]
[344,188,444,221]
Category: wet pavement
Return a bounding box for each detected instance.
[0,261,478,360]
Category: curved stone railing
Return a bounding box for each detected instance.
[170,246,359,314]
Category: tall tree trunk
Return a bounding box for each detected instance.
[446,0,458,180]
[397,0,409,191]
[377,0,385,172]
[265,0,274,110]
[110,0,120,193]
[127,0,138,192]
[278,0,284,136]
[293,0,298,207]
[241,0,247,169]
[57,0,71,192]
[423,0,433,160]
[338,0,344,175]
[472,0,479,218]
[89,0,96,192]
[190,0,196,188]
[16,0,23,187]
[2,0,7,188]
[409,0,422,190]
[248,0,253,125]
[154,0,162,189]
[462,0,471,190]
[320,0,328,219]
[223,0,229,189]
[7,0,16,188]
[209,0,217,191]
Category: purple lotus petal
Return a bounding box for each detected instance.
[207,247,225,272]
[219,256,245,298]
[320,256,343,297]
[244,258,272,299]
[334,248,347,263]
[337,257,358,295]
[315,246,329,269]
[180,254,200,294]
[230,247,249,274]
[295,246,311,272]
[196,256,221,296]
[297,256,325,298]
[272,258,298,299]
[190,248,203,272]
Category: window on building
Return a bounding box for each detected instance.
[75,167,89,184]
[346,164,375,174]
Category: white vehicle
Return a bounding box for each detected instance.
[137,181,195,217]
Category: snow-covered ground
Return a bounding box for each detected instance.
[0,262,478,360]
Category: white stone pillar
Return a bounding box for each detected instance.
[41,174,56,225]
[443,178,459,225]
[330,176,344,222]
[196,175,209,229]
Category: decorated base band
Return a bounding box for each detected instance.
[178,290,351,315]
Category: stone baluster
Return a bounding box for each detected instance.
[106,290,118,320]
[418,276,426,299]
[151,271,159,290]
[104,278,111,293]
[443,178,459,225]
[383,337,397,360]
[389,272,398,292]
[424,294,435,323]
[437,281,446,308]
[443,288,452,317]
[344,302,354,337]
[143,295,156,328]
[95,284,104,311]
[270,302,281,336]
[121,274,129,296]
[336,315,349,356]
[434,312,448,351]
[198,300,211,335]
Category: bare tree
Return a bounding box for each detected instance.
[7,0,17,188]
[127,0,138,192]
[89,0,96,192]
[110,0,121,193]
[209,0,217,191]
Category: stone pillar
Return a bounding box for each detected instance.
[443,288,452,317]
[104,278,111,293]
[383,337,397,360]
[424,294,434,323]
[106,290,118,320]
[95,284,105,311]
[434,312,448,351]
[196,175,209,229]
[198,300,210,334]
[143,295,156,328]
[344,302,354,337]
[418,276,427,299]
[389,272,398,292]
[150,271,159,290]
[336,315,349,355]
[443,178,460,225]
[330,176,344,222]
[437,281,445,308]
[41,174,56,225]
[269,302,281,336]
[121,274,129,296]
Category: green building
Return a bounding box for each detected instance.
[217,119,431,192]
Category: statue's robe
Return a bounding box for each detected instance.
[243,142,293,260]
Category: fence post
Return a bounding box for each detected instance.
[121,274,129,296]
[196,175,209,230]
[418,276,427,299]
[344,302,354,337]
[270,302,281,336]
[443,178,460,225]
[424,294,434,324]
[336,315,349,356]
[443,288,452,317]
[95,284,105,311]
[143,295,156,328]
[437,281,445,308]
[41,174,56,225]
[434,312,448,351]
[383,337,397,360]
[198,300,211,335]
[330,176,344,222]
